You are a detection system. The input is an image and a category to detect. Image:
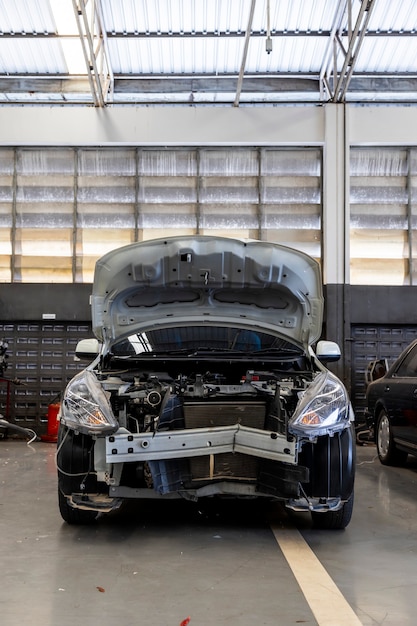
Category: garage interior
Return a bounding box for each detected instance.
[1,1,417,625]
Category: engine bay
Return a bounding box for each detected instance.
[98,365,317,437]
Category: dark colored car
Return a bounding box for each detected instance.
[57,236,356,528]
[366,338,417,465]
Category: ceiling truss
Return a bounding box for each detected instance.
[0,0,416,107]
[72,0,113,106]
[321,0,378,102]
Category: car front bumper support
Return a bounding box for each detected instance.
[106,424,297,465]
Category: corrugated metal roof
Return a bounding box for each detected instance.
[0,0,416,105]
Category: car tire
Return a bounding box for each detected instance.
[311,493,354,530]
[376,410,408,466]
[58,488,98,525]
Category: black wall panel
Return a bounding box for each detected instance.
[0,321,91,432]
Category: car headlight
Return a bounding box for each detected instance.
[61,370,118,436]
[289,371,352,440]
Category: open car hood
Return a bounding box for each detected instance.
[91,236,324,349]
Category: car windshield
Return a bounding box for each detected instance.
[111,326,303,357]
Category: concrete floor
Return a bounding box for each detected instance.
[0,440,416,626]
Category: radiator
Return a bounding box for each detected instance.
[183,400,266,482]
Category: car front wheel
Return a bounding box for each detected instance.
[376,410,408,466]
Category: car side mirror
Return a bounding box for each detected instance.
[316,340,341,363]
[75,338,100,360]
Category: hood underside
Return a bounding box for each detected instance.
[90,236,324,348]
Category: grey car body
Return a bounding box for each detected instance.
[57,236,355,528]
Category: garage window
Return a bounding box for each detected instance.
[350,147,417,286]
[1,146,322,283]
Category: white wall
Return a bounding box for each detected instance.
[3,105,415,147]
[0,106,324,146]
[348,107,417,146]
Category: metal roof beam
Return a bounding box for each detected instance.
[71,0,113,106]
[1,75,417,102]
[321,0,378,103]
[0,75,318,105]
[1,29,417,40]
[334,0,377,102]
[233,0,256,108]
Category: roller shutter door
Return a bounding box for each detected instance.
[0,322,90,431]
[351,325,417,425]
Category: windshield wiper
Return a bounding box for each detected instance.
[110,346,302,359]
[245,347,302,357]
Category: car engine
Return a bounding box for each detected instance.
[99,368,316,438]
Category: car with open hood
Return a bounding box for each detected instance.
[57,235,355,528]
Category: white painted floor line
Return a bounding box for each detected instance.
[271,524,363,626]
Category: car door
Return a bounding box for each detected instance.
[386,344,417,447]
